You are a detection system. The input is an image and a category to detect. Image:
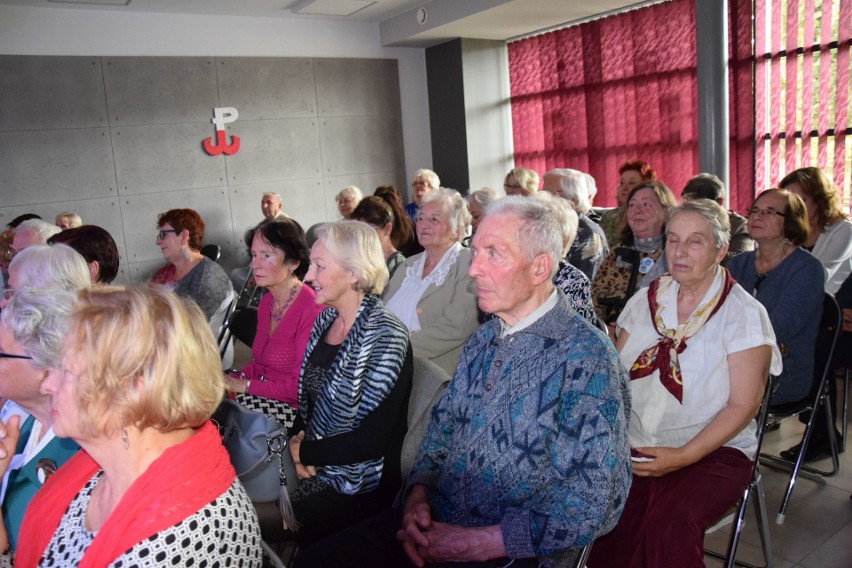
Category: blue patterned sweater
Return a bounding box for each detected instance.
[407,293,632,564]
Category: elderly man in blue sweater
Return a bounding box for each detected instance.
[295,197,631,568]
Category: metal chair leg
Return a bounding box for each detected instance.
[843,368,849,453]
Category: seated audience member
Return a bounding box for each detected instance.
[383,188,479,375]
[599,159,657,246]
[588,199,781,568]
[224,219,322,428]
[7,215,40,229]
[0,289,80,552]
[779,166,852,293]
[336,186,363,220]
[261,192,288,221]
[1,244,91,310]
[533,191,597,325]
[10,220,61,255]
[13,285,262,566]
[373,185,417,257]
[404,169,440,219]
[296,196,631,567]
[286,221,412,544]
[592,181,677,329]
[150,208,231,320]
[47,225,120,284]
[502,167,540,197]
[353,197,406,281]
[54,212,82,231]
[728,189,824,406]
[465,187,500,237]
[681,172,754,258]
[542,168,609,279]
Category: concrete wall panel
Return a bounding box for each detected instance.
[315,58,401,118]
[121,186,233,266]
[225,118,322,185]
[324,170,406,220]
[228,178,326,265]
[0,128,116,205]
[103,57,218,126]
[319,116,404,176]
[0,56,107,131]
[112,123,227,195]
[217,58,317,120]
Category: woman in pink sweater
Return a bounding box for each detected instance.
[225,218,322,428]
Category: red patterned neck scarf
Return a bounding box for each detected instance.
[629,267,736,403]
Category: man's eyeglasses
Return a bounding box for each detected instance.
[156,229,178,240]
[748,207,785,218]
[0,352,32,360]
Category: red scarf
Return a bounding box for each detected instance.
[16,421,234,568]
[629,269,736,403]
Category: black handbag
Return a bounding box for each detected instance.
[212,398,299,530]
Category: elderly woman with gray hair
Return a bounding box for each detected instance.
[589,199,781,567]
[1,244,90,310]
[286,221,412,544]
[0,289,80,553]
[465,187,499,237]
[383,188,479,374]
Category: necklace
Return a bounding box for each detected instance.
[271,282,300,321]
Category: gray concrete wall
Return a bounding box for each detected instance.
[0,55,406,281]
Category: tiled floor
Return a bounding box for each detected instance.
[703,404,852,568]
[233,338,852,567]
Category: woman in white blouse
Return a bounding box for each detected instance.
[383,188,478,375]
[780,166,852,294]
[588,199,781,568]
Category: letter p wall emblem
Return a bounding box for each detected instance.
[203,107,240,155]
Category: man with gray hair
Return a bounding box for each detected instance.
[297,197,631,567]
[11,219,61,255]
[260,192,287,220]
[681,173,754,258]
[542,168,609,280]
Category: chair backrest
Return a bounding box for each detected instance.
[816,292,842,390]
[400,356,452,478]
[209,289,237,368]
[229,306,259,348]
[201,243,221,263]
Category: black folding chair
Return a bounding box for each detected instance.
[760,292,842,524]
[705,376,775,567]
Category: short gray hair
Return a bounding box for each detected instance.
[262,192,282,204]
[420,187,472,242]
[681,173,726,202]
[484,196,563,279]
[413,168,440,189]
[15,219,61,246]
[584,173,599,200]
[314,220,388,294]
[666,199,731,250]
[544,168,592,214]
[336,186,363,202]
[8,244,91,291]
[531,191,579,255]
[1,287,75,368]
[466,187,499,209]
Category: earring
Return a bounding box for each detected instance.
[121,427,129,450]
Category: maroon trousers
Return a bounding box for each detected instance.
[588,446,752,568]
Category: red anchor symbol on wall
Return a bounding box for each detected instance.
[203,107,240,155]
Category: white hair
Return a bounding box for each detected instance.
[484,196,563,279]
[531,191,579,255]
[413,169,441,189]
[1,287,75,368]
[544,168,592,214]
[8,244,91,291]
[15,219,61,246]
[420,187,472,242]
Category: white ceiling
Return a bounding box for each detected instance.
[2,0,648,46]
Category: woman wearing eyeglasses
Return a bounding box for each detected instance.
[383,188,478,375]
[150,209,231,321]
[0,289,79,554]
[502,167,540,197]
[728,189,824,405]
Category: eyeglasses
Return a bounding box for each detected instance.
[414,214,444,225]
[0,352,32,360]
[503,183,523,190]
[411,181,429,188]
[748,207,785,218]
[156,229,178,240]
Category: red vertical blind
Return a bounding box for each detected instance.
[755,0,852,205]
[507,0,699,207]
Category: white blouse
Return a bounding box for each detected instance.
[617,271,782,460]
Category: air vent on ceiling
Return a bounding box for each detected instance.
[289,0,376,17]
